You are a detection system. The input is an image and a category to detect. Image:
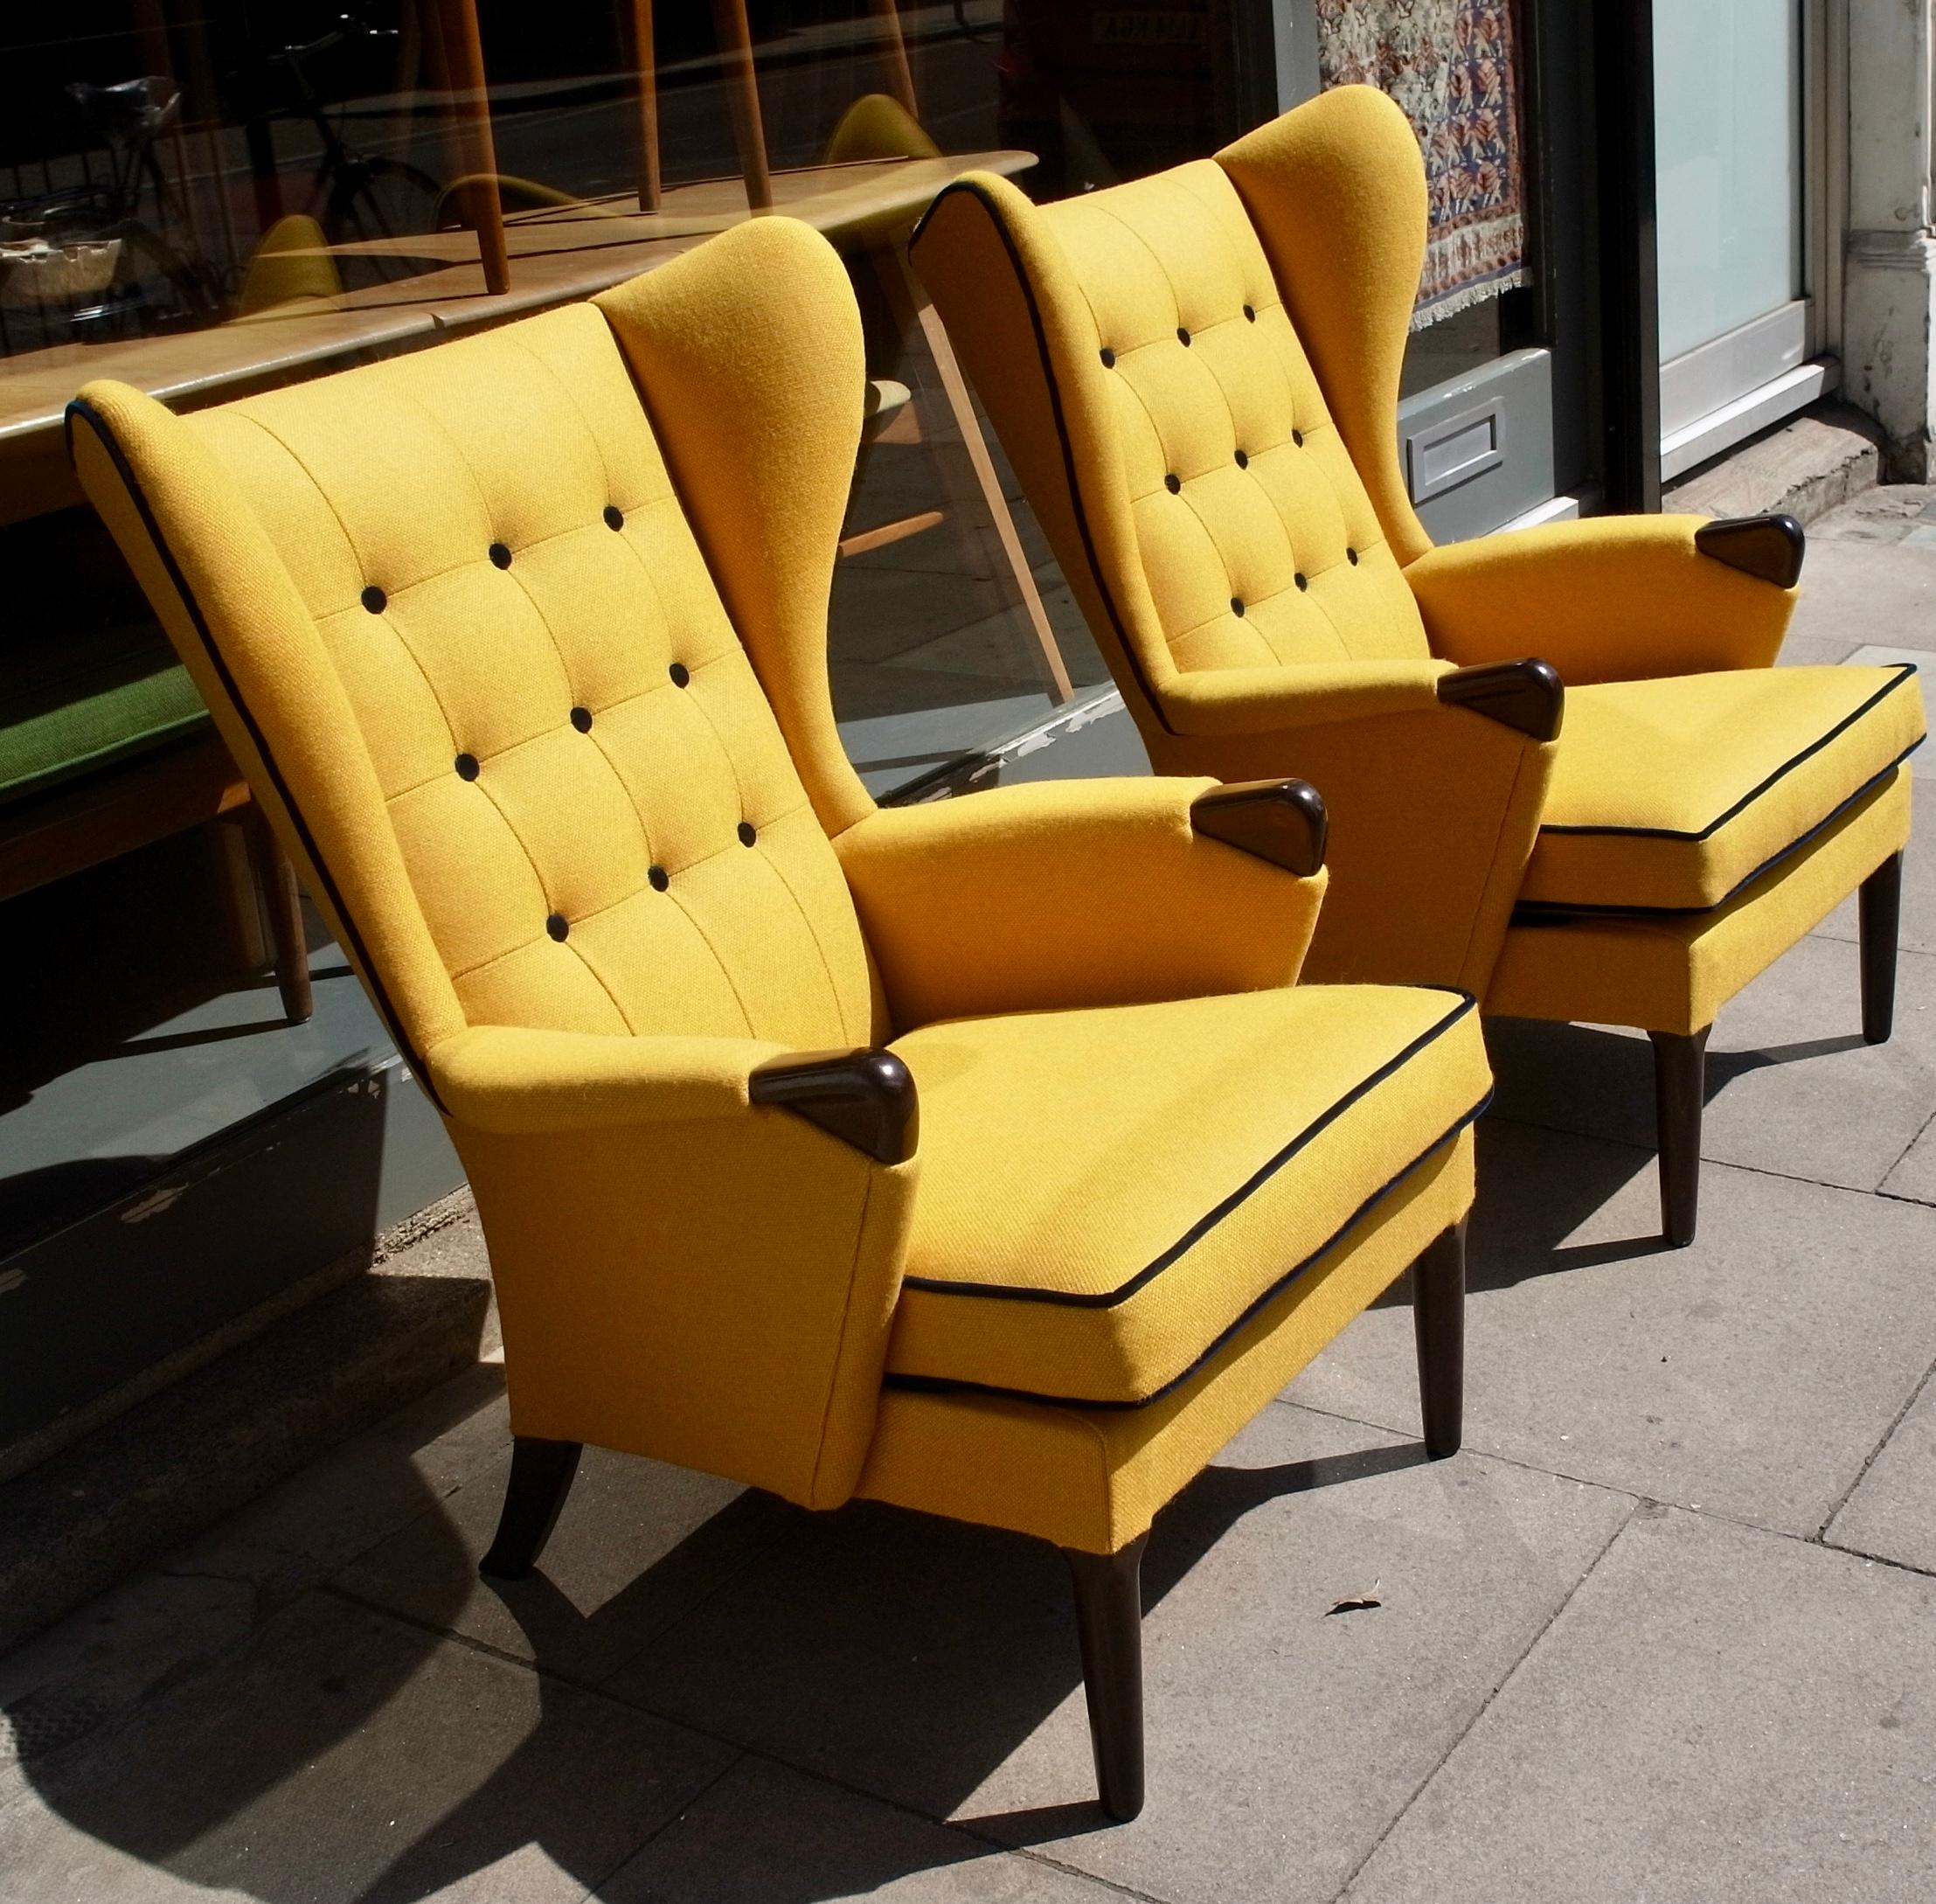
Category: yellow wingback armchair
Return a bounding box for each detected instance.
[910,85,1926,1247]
[67,214,1492,1820]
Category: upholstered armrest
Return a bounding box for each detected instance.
[427,1025,788,1134]
[1160,658,1454,734]
[836,776,1328,1028]
[439,1025,920,1511]
[1405,514,1799,684]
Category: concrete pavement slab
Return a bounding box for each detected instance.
[1343,1508,1936,1904]
[0,1364,510,1807]
[594,1756,1122,1904]
[1484,936,1936,1193]
[1293,1121,1936,1534]
[1882,1112,1936,1201]
[604,1405,1634,1904]
[0,1588,735,1903]
[1828,1372,1936,1574]
[336,1441,802,1687]
[1791,539,1936,652]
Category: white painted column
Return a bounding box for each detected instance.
[1842,0,1936,475]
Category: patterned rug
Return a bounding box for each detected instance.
[1315,0,1528,326]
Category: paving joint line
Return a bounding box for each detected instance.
[1273,1395,1936,1583]
[578,1748,748,1896]
[1321,1493,1643,1904]
[1484,1105,1935,1203]
[1812,1349,1936,1539]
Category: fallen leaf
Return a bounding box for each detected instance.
[1325,1579,1382,1616]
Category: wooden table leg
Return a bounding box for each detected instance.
[626,0,662,211]
[710,0,773,212]
[868,0,919,115]
[881,247,1073,703]
[431,0,510,292]
[239,802,313,1025]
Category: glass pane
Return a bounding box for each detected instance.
[1652,0,1801,364]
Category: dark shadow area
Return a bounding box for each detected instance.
[13,1414,1435,1903]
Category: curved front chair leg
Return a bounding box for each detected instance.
[1859,851,1904,1046]
[1412,1220,1467,1458]
[1648,1028,1710,1248]
[479,1437,583,1580]
[1061,1532,1149,1822]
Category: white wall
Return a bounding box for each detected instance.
[1842,0,1936,475]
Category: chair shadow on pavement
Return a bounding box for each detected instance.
[14,1391,1437,1903]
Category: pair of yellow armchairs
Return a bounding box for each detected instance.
[915,86,1922,1247]
[67,87,1917,1823]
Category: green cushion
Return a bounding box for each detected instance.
[0,622,209,808]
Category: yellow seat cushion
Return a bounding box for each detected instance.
[1522,664,1924,914]
[883,983,1491,1407]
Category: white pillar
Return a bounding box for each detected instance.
[1842,0,1936,476]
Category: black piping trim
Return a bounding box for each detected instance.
[909,178,1179,736]
[900,988,1477,1310]
[65,398,448,1116]
[1514,743,1921,923]
[884,1092,1489,1413]
[1539,664,1919,841]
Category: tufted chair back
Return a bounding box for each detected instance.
[67,219,884,1096]
[1037,159,1427,673]
[910,86,1441,720]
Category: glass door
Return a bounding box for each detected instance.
[1653,0,1817,477]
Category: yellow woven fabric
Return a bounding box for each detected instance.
[182,302,872,1050]
[836,775,1325,1028]
[1489,769,1914,1032]
[885,984,1488,1403]
[1040,160,1427,673]
[73,210,1488,1543]
[1523,665,1924,912]
[68,220,907,1510]
[858,1129,1474,1552]
[1405,514,1796,682]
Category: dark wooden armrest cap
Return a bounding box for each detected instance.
[749,1048,919,1164]
[1695,513,1805,589]
[1190,779,1328,877]
[1435,657,1565,742]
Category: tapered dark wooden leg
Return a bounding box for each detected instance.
[479,1437,582,1580]
[1860,851,1903,1046]
[1412,1220,1466,1459]
[1062,1532,1148,1822]
[1648,1026,1710,1248]
[240,803,312,1025]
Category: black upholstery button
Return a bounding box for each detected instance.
[489,542,512,569]
[455,752,480,781]
[1347,547,1360,565]
[1176,326,1191,346]
[1234,448,1249,469]
[669,661,690,688]
[1164,472,1182,495]
[602,504,624,531]
[737,821,758,847]
[1294,572,1308,591]
[1100,346,1116,368]
[570,705,593,733]
[649,865,670,892]
[545,913,569,942]
[1230,597,1246,617]
[360,585,386,615]
[1293,428,1305,448]
[1243,303,1257,323]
